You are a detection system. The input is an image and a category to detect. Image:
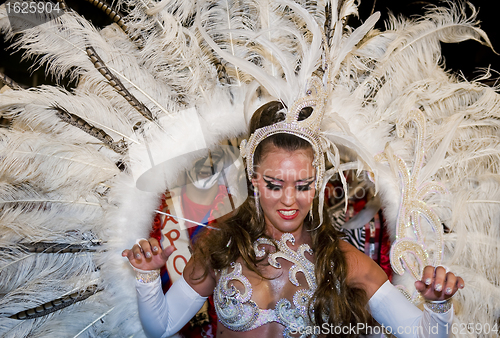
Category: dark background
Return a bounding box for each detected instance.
[1,0,499,88]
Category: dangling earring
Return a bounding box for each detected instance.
[309,203,314,222]
[254,185,261,219]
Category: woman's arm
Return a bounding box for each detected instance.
[341,240,463,337]
[368,279,453,338]
[135,272,207,338]
[123,238,215,338]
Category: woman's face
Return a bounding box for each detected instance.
[252,145,316,237]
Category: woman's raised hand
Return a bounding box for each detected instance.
[415,266,465,301]
[122,238,175,271]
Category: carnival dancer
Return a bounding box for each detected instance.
[123,101,464,338]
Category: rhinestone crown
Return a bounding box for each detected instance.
[240,77,327,190]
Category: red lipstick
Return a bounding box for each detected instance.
[278,210,299,220]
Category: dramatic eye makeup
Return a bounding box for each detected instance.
[262,176,315,191]
[263,177,282,191]
[295,179,315,191]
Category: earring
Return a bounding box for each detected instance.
[309,203,313,222]
[254,186,261,219]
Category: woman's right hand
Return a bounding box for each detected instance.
[122,237,175,271]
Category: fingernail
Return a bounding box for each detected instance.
[425,278,432,285]
[145,252,151,258]
[435,284,442,292]
[460,284,464,288]
[135,254,141,259]
[152,246,158,252]
[445,287,452,294]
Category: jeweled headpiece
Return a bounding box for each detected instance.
[239,76,327,191]
[198,0,380,223]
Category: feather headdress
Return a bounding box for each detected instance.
[198,0,381,226]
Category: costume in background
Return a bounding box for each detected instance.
[329,195,392,280]
[150,186,228,337]
[0,1,499,337]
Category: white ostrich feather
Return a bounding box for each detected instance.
[0,259,98,311]
[353,2,493,110]
[145,0,197,20]
[138,18,214,97]
[0,6,181,120]
[0,295,115,338]
[386,2,494,56]
[80,29,181,119]
[0,182,102,210]
[197,0,323,106]
[0,85,142,145]
[197,1,280,94]
[0,9,98,82]
[327,9,380,82]
[0,206,102,244]
[0,130,119,194]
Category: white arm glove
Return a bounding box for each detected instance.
[369,280,453,338]
[135,273,207,338]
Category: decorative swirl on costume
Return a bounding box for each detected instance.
[255,233,317,337]
[214,233,317,336]
[276,297,314,338]
[379,110,446,280]
[253,237,274,258]
[266,233,317,290]
[390,239,428,277]
[214,262,259,331]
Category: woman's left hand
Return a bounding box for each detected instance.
[415,266,465,301]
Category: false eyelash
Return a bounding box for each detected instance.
[263,178,315,191]
[263,178,282,191]
[296,184,312,191]
[296,180,315,191]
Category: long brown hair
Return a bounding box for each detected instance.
[192,101,370,336]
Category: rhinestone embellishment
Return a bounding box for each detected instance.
[377,110,445,280]
[215,233,317,337]
[240,77,327,191]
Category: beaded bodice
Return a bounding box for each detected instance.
[213,233,317,338]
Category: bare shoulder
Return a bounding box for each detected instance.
[183,256,216,297]
[338,240,388,299]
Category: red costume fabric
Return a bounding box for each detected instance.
[325,177,392,280]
